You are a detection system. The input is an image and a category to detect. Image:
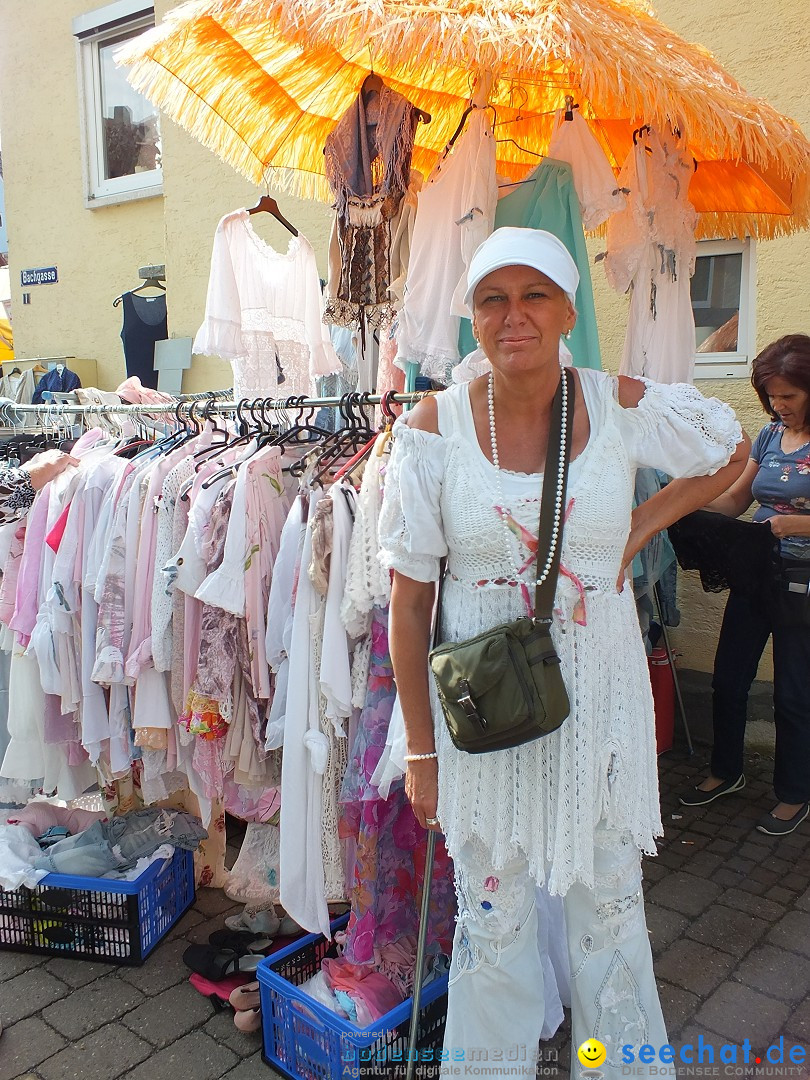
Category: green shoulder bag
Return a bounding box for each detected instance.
[429,370,573,754]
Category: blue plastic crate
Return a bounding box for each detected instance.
[0,847,195,964]
[258,915,448,1080]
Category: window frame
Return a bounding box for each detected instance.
[693,237,756,381]
[74,3,162,209]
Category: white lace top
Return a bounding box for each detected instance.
[379,369,741,894]
[194,210,340,399]
[395,110,497,383]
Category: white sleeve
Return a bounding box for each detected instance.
[193,214,245,360]
[378,420,448,582]
[301,243,340,379]
[614,378,743,478]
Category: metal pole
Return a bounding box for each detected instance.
[405,829,437,1080]
[653,582,693,755]
[1,391,428,418]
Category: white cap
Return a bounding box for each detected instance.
[463,227,579,314]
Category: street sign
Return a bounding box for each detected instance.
[20,266,58,286]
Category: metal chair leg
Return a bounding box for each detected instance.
[654,582,694,755]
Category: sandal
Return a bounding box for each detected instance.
[233,1006,262,1033]
[229,981,261,1011]
[208,929,272,954]
[182,944,262,980]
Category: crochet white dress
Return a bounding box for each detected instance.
[379,368,741,895]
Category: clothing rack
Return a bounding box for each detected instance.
[0,392,427,424]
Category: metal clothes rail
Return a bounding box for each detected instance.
[0,391,428,424]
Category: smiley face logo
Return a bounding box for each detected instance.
[577,1039,607,1069]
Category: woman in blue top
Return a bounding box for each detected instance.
[681,335,810,835]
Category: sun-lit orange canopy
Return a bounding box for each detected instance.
[119,0,810,238]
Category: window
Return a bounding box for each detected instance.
[74,2,161,207]
[692,238,756,380]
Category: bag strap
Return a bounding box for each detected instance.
[533,368,574,624]
[432,367,575,644]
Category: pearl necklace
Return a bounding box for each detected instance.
[487,370,568,588]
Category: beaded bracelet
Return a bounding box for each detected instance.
[404,752,438,762]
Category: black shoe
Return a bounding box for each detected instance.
[679,774,745,806]
[756,803,810,836]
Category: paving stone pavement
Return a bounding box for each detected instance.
[1,748,810,1080]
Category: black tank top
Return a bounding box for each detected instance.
[120,291,168,389]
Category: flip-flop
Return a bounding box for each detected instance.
[224,910,280,935]
[229,981,261,1011]
[182,944,262,980]
[208,929,272,954]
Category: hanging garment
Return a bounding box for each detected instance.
[119,291,168,390]
[324,85,420,328]
[279,493,332,935]
[667,510,776,598]
[194,210,339,399]
[0,370,37,428]
[396,109,497,383]
[378,369,741,895]
[32,366,82,404]
[604,127,697,384]
[458,159,602,369]
[547,111,626,231]
[339,605,456,964]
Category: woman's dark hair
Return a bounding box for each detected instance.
[751,334,810,425]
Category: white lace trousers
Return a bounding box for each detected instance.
[443,825,674,1080]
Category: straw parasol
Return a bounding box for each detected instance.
[119,0,810,238]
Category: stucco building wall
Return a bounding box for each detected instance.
[0,3,168,389]
[0,2,808,675]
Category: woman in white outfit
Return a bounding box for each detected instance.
[378,228,749,1078]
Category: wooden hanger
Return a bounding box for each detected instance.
[247,195,299,237]
[360,71,431,124]
[361,71,384,96]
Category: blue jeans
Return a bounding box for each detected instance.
[711,590,810,804]
[34,809,207,877]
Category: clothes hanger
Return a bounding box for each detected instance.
[288,394,357,479]
[332,430,379,482]
[195,399,263,484]
[199,395,231,444]
[360,70,431,124]
[361,71,384,97]
[309,393,377,482]
[247,191,299,237]
[495,136,543,157]
[127,400,194,462]
[260,395,331,450]
[113,275,166,308]
[442,102,497,159]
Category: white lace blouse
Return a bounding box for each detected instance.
[378,368,741,894]
[194,210,340,399]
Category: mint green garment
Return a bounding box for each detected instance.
[458,159,602,370]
